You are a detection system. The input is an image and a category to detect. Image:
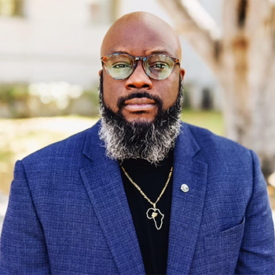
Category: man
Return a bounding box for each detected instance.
[0,12,274,275]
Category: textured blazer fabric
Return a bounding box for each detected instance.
[0,121,275,274]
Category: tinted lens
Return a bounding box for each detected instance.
[104,54,134,80]
[144,55,174,80]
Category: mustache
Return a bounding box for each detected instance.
[117,92,163,110]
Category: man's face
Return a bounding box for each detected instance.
[100,17,185,123]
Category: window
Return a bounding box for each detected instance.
[87,0,121,25]
[0,0,23,17]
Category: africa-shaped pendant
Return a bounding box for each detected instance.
[146,207,164,230]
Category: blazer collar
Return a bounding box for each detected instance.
[81,121,207,275]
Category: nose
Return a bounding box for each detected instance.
[125,61,153,90]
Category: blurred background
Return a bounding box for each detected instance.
[0,0,275,228]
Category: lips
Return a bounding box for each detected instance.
[124,98,156,112]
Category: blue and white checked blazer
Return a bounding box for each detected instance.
[1,121,275,274]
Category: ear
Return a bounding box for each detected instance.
[180,68,185,81]
[98,69,103,76]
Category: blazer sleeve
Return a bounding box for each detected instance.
[0,160,51,275]
[235,150,275,274]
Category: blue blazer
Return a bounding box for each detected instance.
[1,121,275,274]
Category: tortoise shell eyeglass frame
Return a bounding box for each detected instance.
[101,53,180,80]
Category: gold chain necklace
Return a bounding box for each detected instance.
[120,165,173,230]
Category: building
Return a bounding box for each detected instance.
[0,0,224,111]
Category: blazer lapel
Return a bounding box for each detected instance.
[80,123,145,275]
[80,122,207,275]
[167,124,208,275]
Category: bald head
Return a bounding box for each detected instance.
[101,12,181,60]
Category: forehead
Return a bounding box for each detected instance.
[101,20,180,58]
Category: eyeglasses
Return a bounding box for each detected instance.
[101,53,180,80]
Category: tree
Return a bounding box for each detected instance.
[158,0,275,178]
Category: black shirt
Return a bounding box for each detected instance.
[120,152,174,275]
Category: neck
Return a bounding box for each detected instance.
[121,149,174,170]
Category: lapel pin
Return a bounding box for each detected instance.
[181,184,189,193]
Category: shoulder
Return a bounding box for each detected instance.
[21,121,100,169]
[184,122,252,163]
[181,123,256,190]
[182,123,259,206]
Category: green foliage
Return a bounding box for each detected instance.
[0,83,29,103]
[181,110,224,136]
[182,86,191,109]
[0,83,101,118]
[0,83,30,118]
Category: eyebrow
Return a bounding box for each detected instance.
[108,51,130,55]
[149,50,174,56]
[107,50,175,57]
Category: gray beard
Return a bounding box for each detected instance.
[98,76,183,165]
